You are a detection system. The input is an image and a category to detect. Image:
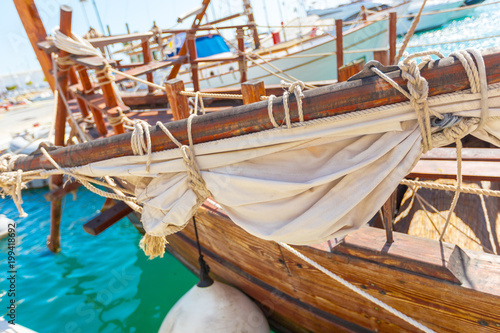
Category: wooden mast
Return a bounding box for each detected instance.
[13,0,55,91]
[13,50,500,172]
[242,0,261,49]
[167,0,211,81]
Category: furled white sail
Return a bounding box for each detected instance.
[74,84,500,245]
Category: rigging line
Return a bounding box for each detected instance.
[279,242,436,333]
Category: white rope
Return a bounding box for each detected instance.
[131,120,153,172]
[267,95,279,128]
[278,242,436,333]
[266,81,306,129]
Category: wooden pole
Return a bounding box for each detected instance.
[167,0,211,80]
[360,6,368,21]
[14,50,500,172]
[141,38,155,93]
[389,12,397,65]
[236,28,247,83]
[48,5,73,253]
[187,35,200,92]
[242,0,260,49]
[76,65,108,136]
[335,19,343,80]
[165,79,190,120]
[241,80,265,105]
[13,0,55,91]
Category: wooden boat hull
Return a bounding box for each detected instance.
[166,202,500,332]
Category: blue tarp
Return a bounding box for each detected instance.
[167,33,230,58]
[195,35,230,58]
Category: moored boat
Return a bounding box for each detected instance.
[4,1,500,332]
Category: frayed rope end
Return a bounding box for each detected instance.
[139,234,167,259]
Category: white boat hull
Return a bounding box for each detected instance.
[178,19,389,89]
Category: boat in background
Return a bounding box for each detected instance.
[394,0,486,35]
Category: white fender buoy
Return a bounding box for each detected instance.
[0,215,14,240]
[158,280,270,333]
[0,317,37,332]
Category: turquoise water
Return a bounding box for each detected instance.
[402,0,500,55]
[1,2,500,332]
[0,187,197,332]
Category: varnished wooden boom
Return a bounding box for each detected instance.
[14,50,500,172]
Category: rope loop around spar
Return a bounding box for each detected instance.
[371,49,488,153]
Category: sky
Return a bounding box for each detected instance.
[0,0,313,76]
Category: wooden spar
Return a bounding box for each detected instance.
[389,12,397,65]
[47,5,73,254]
[187,34,200,92]
[76,65,108,136]
[335,19,343,79]
[141,38,154,93]
[241,80,265,104]
[242,0,261,49]
[236,28,247,83]
[165,79,190,120]
[13,0,55,91]
[167,0,211,80]
[83,201,133,236]
[13,50,500,171]
[199,12,245,27]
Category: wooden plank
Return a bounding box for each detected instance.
[83,201,133,236]
[44,181,81,201]
[120,90,169,107]
[114,56,186,83]
[335,227,467,283]
[71,56,116,70]
[14,50,500,171]
[191,56,239,64]
[87,32,154,48]
[373,50,389,66]
[76,92,130,115]
[37,40,57,54]
[408,160,500,181]
[421,147,500,161]
[338,58,365,82]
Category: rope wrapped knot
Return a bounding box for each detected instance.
[0,154,29,217]
[268,80,306,128]
[138,116,212,258]
[371,49,488,152]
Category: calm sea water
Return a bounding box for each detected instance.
[0,187,197,332]
[1,1,500,332]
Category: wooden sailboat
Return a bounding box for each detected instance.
[6,1,500,332]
